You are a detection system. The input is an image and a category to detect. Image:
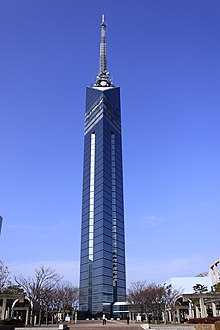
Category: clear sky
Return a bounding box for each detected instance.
[0,0,219,288]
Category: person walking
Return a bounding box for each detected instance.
[102,314,107,325]
[126,314,130,325]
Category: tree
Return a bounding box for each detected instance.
[42,281,79,324]
[144,284,165,321]
[53,281,79,322]
[193,283,208,294]
[15,265,63,325]
[56,281,79,313]
[214,283,220,293]
[163,286,183,323]
[0,260,10,293]
[127,281,166,321]
[1,284,24,295]
[127,281,183,323]
[127,281,148,315]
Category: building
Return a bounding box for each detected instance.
[112,302,130,320]
[163,275,218,322]
[0,216,2,235]
[210,258,220,289]
[79,16,126,317]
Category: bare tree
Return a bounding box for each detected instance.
[127,281,148,315]
[127,281,183,323]
[163,286,183,323]
[127,281,166,322]
[42,286,58,325]
[144,283,165,321]
[56,281,79,314]
[42,281,79,324]
[15,265,63,325]
[0,260,10,293]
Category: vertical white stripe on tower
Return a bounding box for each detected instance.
[89,133,95,261]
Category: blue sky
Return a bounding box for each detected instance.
[0,0,219,287]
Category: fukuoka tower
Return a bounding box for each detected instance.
[79,16,126,316]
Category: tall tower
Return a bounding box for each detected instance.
[79,16,126,317]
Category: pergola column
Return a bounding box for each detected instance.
[168,310,172,322]
[188,301,194,318]
[1,299,7,320]
[195,305,200,318]
[212,302,217,317]
[5,306,10,319]
[25,307,29,325]
[176,308,180,323]
[199,297,207,318]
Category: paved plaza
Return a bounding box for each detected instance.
[66,320,195,330]
[16,320,196,330]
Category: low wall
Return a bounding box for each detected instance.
[15,328,57,330]
[0,326,20,330]
[193,325,216,330]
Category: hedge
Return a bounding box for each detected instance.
[188,318,220,324]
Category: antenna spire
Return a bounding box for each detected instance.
[95,15,113,87]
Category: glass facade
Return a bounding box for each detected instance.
[0,216,2,235]
[79,86,126,316]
